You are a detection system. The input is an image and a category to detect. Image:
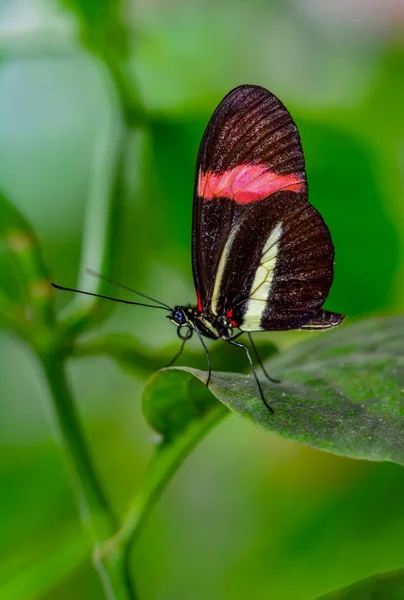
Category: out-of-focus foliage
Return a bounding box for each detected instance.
[60,0,129,57]
[0,0,403,599]
[318,568,404,599]
[0,191,54,330]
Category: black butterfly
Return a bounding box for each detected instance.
[53,85,345,413]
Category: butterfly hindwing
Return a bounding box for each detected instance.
[205,191,335,331]
[192,84,342,331]
[299,310,345,330]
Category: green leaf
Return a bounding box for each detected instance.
[143,368,225,442]
[317,567,404,599]
[145,316,404,464]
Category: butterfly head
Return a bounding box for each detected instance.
[170,306,187,325]
[168,306,194,340]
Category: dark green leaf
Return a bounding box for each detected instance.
[145,316,404,464]
[317,568,404,599]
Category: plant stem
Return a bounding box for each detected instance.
[39,346,137,600]
[112,404,227,553]
[61,118,128,336]
[0,292,27,338]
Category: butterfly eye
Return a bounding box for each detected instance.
[173,309,186,324]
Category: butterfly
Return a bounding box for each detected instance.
[53,85,345,413]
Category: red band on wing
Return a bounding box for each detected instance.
[198,164,305,204]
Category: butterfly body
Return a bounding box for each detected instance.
[169,305,235,341]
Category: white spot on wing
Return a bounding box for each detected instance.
[240,222,283,332]
[211,227,238,315]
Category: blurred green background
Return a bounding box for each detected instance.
[0,1,403,599]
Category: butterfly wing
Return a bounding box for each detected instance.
[192,85,344,331]
[299,309,345,330]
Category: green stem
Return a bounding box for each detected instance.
[113,404,227,552]
[71,334,172,374]
[0,292,27,338]
[39,346,137,600]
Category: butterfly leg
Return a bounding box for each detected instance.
[165,338,186,368]
[247,333,280,384]
[227,340,274,414]
[229,331,244,341]
[194,327,212,387]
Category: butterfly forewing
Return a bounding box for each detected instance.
[192,84,340,331]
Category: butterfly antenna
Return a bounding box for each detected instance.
[86,268,172,310]
[51,283,170,311]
